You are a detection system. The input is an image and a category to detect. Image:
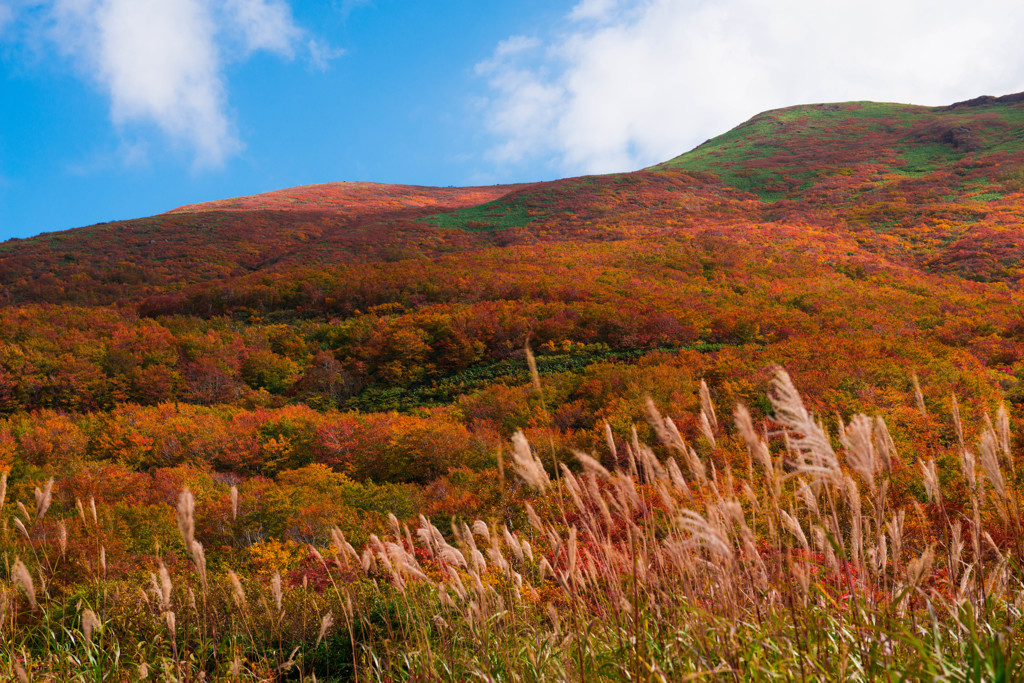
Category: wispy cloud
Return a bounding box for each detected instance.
[478,0,1024,176]
[223,0,302,57]
[5,0,341,168]
[308,38,346,71]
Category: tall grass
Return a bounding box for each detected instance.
[2,367,1024,680]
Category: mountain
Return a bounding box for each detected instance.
[1,92,1023,468]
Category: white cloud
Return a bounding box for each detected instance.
[224,0,301,56]
[308,38,346,71]
[479,0,1024,175]
[6,0,339,168]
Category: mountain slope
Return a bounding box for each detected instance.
[0,92,1023,423]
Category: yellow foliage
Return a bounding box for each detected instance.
[246,538,304,577]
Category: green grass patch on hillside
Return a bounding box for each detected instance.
[423,198,534,232]
[893,141,965,176]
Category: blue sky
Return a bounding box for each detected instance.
[2,0,1024,241]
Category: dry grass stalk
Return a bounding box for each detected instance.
[191,541,208,596]
[918,458,941,504]
[511,431,549,491]
[316,612,334,649]
[525,344,541,394]
[12,559,36,610]
[769,369,840,482]
[997,404,1013,467]
[735,404,772,475]
[699,379,718,431]
[840,414,878,492]
[228,570,247,610]
[33,478,54,524]
[978,428,1007,499]
[81,608,100,647]
[57,521,67,557]
[176,488,196,549]
[699,411,717,450]
[951,394,965,452]
[912,374,927,417]
[271,573,283,614]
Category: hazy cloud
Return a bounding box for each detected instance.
[479,0,1024,175]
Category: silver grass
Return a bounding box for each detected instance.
[912,374,927,417]
[780,510,810,553]
[796,479,820,519]
[271,572,283,613]
[510,430,549,490]
[503,526,524,563]
[770,368,840,482]
[950,520,964,581]
[34,477,54,523]
[886,510,905,574]
[176,488,195,548]
[159,562,173,611]
[190,540,208,595]
[525,503,545,532]
[906,545,935,587]
[951,395,964,451]
[979,428,1007,498]
[604,421,617,461]
[57,520,67,557]
[874,416,898,473]
[521,540,534,563]
[700,379,718,431]
[734,404,772,475]
[81,608,100,648]
[840,414,878,491]
[960,447,978,490]
[699,410,717,450]
[315,612,334,649]
[574,450,610,479]
[918,458,941,504]
[525,343,541,394]
[13,558,36,610]
[677,509,734,562]
[997,403,1012,461]
[228,570,247,610]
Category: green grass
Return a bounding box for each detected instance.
[423,198,534,232]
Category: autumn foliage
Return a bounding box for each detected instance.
[1,92,1024,677]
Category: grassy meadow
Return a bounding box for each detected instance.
[2,366,1023,681]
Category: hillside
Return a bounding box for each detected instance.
[2,92,1024,677]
